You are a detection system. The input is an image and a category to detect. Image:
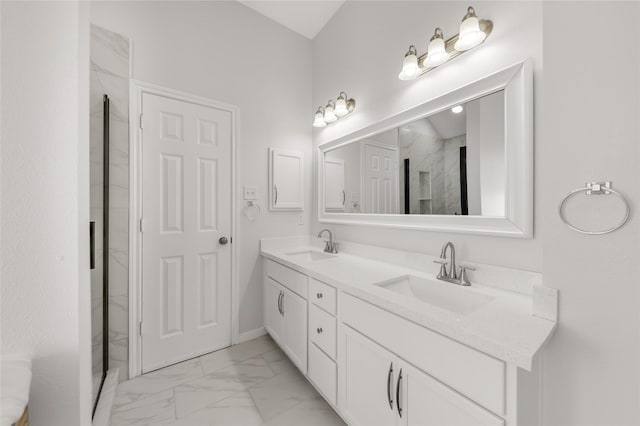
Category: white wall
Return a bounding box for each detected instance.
[313,1,640,424]
[90,1,313,336]
[313,1,543,271]
[541,3,640,425]
[1,2,92,425]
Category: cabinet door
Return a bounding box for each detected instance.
[282,288,307,373]
[339,325,398,426]
[402,362,504,426]
[264,278,285,344]
[324,158,346,210]
[269,148,304,211]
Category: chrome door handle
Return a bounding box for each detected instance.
[342,190,346,205]
[274,185,278,205]
[218,236,228,245]
[316,327,323,334]
[387,362,394,410]
[396,368,403,418]
[316,293,323,299]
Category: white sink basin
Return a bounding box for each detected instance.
[285,250,337,262]
[374,275,494,315]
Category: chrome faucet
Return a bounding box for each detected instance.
[317,229,338,254]
[433,241,475,286]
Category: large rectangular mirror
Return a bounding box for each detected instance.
[318,60,532,237]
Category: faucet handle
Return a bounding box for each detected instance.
[433,259,448,278]
[458,265,476,286]
[330,242,339,254]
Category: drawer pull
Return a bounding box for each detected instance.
[316,327,323,334]
[316,293,323,299]
[387,362,394,410]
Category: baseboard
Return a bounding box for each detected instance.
[237,327,266,344]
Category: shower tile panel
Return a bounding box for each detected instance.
[161,154,184,233]
[161,112,184,142]
[198,253,218,327]
[198,158,218,232]
[162,256,184,336]
[198,119,218,146]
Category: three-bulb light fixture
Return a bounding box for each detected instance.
[398,6,493,81]
[313,92,356,127]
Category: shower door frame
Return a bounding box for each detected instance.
[128,80,240,379]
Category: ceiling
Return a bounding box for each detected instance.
[237,0,346,39]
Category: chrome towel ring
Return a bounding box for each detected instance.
[558,181,630,235]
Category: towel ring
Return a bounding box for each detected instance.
[558,181,630,235]
[243,201,261,222]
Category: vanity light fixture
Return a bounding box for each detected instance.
[313,92,356,127]
[313,106,327,127]
[451,105,464,114]
[398,5,492,80]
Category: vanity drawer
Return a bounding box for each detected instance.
[309,304,337,359]
[309,278,337,315]
[265,259,307,299]
[308,342,337,406]
[340,293,506,415]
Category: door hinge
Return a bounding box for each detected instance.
[139,321,143,336]
[139,113,144,129]
[139,218,144,233]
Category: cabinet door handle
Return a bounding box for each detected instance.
[316,293,323,299]
[277,291,283,315]
[342,190,346,205]
[274,185,278,205]
[396,368,403,418]
[387,362,394,410]
[280,291,285,316]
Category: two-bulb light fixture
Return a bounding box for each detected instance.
[313,92,356,127]
[398,6,493,81]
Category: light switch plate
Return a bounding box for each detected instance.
[244,186,257,200]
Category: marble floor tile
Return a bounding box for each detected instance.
[169,391,262,426]
[248,367,319,422]
[114,358,202,408]
[262,398,346,426]
[199,335,276,375]
[110,389,175,426]
[110,336,344,426]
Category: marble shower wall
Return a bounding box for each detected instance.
[398,129,444,215]
[443,135,466,215]
[90,24,130,384]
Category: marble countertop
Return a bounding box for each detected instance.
[261,241,557,371]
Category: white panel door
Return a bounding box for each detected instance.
[141,93,232,372]
[269,148,304,210]
[339,324,399,426]
[324,158,346,210]
[363,144,399,214]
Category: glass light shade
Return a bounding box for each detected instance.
[334,96,349,117]
[398,53,419,80]
[324,104,337,123]
[454,15,486,51]
[424,37,449,68]
[313,110,326,127]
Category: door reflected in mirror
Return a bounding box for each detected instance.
[323,90,505,217]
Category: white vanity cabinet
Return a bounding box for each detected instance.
[263,259,307,373]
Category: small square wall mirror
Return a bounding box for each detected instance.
[318,59,533,237]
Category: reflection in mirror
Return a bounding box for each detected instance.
[323,90,505,216]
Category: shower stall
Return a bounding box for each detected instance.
[90,24,131,418]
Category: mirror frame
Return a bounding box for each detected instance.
[317,59,533,238]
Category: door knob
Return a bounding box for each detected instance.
[219,236,229,245]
